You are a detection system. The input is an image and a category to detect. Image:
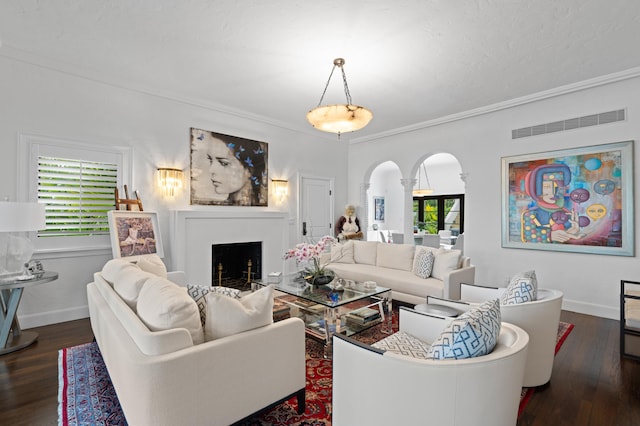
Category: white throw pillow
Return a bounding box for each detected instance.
[376,243,415,271]
[204,284,274,341]
[101,258,137,284]
[431,249,462,280]
[135,254,168,278]
[412,249,435,279]
[113,265,155,311]
[330,240,355,264]
[137,276,204,345]
[353,240,378,265]
[187,284,241,327]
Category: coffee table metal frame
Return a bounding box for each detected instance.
[253,275,392,357]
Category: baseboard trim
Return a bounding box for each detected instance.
[562,299,619,321]
[19,306,89,329]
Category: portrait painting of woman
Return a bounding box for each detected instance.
[190,128,268,206]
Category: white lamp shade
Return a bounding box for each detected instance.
[306,104,373,134]
[0,202,46,232]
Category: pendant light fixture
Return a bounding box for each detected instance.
[306,58,373,135]
[413,163,435,196]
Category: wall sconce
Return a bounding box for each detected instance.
[157,168,184,197]
[271,179,289,202]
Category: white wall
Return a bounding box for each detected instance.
[0,56,348,327]
[348,75,640,320]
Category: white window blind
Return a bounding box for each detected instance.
[37,156,117,237]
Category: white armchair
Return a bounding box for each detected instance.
[332,307,529,426]
[430,283,564,387]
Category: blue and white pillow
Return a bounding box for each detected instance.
[187,284,241,326]
[501,270,537,305]
[413,249,435,279]
[373,331,430,359]
[426,299,501,360]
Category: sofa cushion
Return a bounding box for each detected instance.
[376,243,415,272]
[204,284,274,341]
[137,276,204,345]
[101,258,137,284]
[426,299,501,360]
[501,270,538,305]
[412,249,435,279]
[187,284,241,327]
[353,240,378,265]
[330,240,355,264]
[372,330,430,359]
[113,264,156,311]
[135,254,168,278]
[431,249,461,280]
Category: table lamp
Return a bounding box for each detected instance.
[0,201,46,278]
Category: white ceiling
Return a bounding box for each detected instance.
[2,0,640,142]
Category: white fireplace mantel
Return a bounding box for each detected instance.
[170,209,289,287]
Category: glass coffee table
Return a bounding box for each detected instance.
[253,274,392,357]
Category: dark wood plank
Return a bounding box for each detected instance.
[0,319,94,426]
[1,311,639,425]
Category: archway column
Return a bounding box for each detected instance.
[359,182,370,240]
[400,178,416,243]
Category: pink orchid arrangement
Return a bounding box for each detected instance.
[284,236,336,276]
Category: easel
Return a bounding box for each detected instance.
[114,185,144,211]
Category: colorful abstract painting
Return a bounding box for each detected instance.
[501,141,634,256]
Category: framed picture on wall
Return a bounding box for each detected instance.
[374,196,385,222]
[501,141,634,256]
[190,127,268,206]
[108,211,164,260]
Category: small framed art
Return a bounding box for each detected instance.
[107,211,164,259]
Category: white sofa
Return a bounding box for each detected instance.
[332,307,529,426]
[87,258,306,426]
[319,240,475,305]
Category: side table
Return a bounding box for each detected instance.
[0,271,59,355]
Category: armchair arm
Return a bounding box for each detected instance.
[398,306,453,343]
[443,265,476,300]
[460,282,506,302]
[167,270,187,287]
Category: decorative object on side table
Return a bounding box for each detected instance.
[284,236,336,287]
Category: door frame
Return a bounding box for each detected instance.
[297,172,335,242]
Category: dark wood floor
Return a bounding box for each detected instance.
[1,311,639,425]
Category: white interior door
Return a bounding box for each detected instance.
[299,175,334,242]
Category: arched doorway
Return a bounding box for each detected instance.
[412,153,465,242]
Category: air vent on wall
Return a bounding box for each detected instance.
[512,109,626,139]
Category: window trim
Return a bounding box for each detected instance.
[413,193,465,234]
[18,133,132,255]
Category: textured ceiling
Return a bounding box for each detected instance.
[1,0,640,142]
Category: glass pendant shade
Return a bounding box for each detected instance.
[306,104,373,133]
[307,58,372,135]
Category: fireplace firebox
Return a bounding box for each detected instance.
[211,242,262,290]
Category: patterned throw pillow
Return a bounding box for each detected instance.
[412,249,435,279]
[501,270,538,305]
[187,284,241,327]
[426,299,501,360]
[373,331,430,359]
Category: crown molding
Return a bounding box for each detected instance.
[349,66,640,144]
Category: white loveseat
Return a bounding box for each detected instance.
[319,240,475,305]
[332,307,529,426]
[87,258,306,426]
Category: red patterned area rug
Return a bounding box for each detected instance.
[58,316,573,426]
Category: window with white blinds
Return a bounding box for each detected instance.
[37,156,117,237]
[19,133,131,254]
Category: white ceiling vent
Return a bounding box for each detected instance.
[512,109,626,139]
